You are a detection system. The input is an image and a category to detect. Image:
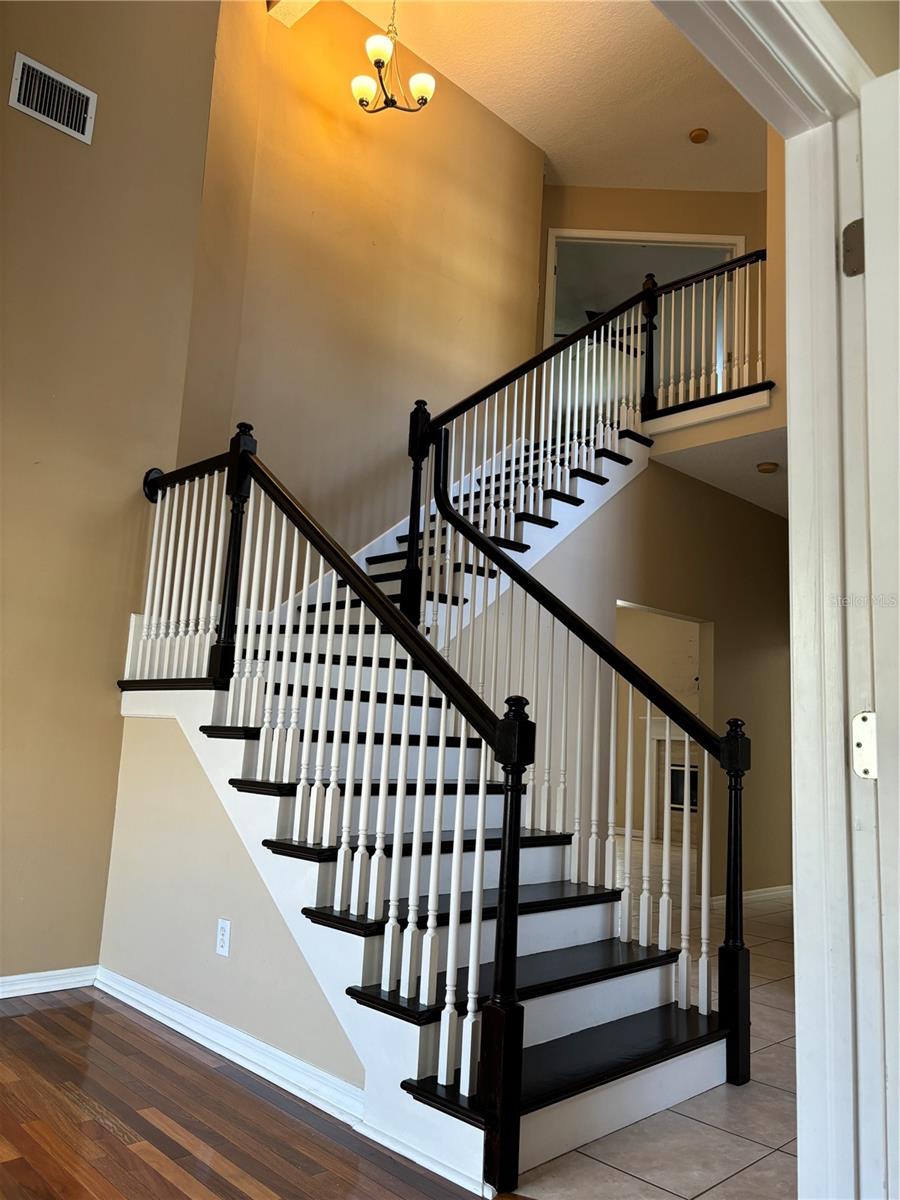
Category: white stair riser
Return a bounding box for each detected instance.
[518,1041,727,1176]
[523,963,675,1046]
[383,841,568,898]
[272,790,508,839]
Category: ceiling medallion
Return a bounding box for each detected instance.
[350,0,435,114]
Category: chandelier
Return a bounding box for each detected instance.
[350,1,436,114]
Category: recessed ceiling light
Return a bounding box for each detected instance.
[756,461,779,474]
[689,128,710,144]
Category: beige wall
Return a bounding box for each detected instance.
[101,718,363,1084]
[533,462,791,894]
[179,0,546,552]
[824,1,900,76]
[0,3,218,975]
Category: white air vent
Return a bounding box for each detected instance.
[8,52,96,144]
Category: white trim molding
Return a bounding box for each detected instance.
[653,0,874,137]
[643,384,773,437]
[94,968,365,1127]
[0,965,99,998]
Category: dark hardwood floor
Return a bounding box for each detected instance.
[0,988,478,1200]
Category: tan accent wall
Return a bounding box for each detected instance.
[178,0,546,551]
[824,1,900,76]
[532,462,791,894]
[0,3,218,976]
[101,718,363,1084]
[539,164,789,458]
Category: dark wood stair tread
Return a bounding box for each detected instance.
[515,512,558,529]
[543,488,584,507]
[570,467,609,486]
[489,535,530,553]
[231,777,506,798]
[401,1004,725,1126]
[263,827,570,864]
[595,447,633,466]
[118,677,229,692]
[349,938,677,1026]
[200,725,261,740]
[302,880,620,938]
[619,429,653,448]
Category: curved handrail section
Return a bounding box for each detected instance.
[246,454,501,750]
[431,429,722,760]
[431,247,767,432]
[143,453,230,500]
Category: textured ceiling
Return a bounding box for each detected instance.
[344,1,767,190]
[655,427,788,517]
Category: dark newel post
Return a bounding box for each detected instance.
[479,696,536,1195]
[207,422,258,684]
[640,272,659,420]
[399,399,432,625]
[718,717,751,1084]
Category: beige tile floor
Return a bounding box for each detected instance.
[516,888,797,1200]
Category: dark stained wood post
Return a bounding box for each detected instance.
[718,717,752,1084]
[640,272,659,420]
[479,695,536,1195]
[399,399,432,625]
[207,421,257,685]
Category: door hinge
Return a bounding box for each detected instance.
[842,218,865,277]
[851,711,877,779]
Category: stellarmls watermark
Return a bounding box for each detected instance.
[830,593,898,607]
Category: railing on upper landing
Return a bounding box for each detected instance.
[397,256,759,1191]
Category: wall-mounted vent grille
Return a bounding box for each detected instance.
[8,52,96,144]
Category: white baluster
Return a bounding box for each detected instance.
[333,615,368,910]
[678,729,693,1008]
[294,556,327,816]
[349,618,381,915]
[382,655,414,987]
[282,537,312,780]
[136,487,165,678]
[526,595,540,829]
[459,748,488,1096]
[268,528,299,782]
[689,284,697,404]
[153,482,181,677]
[658,717,673,950]
[163,479,190,677]
[306,566,340,844]
[756,260,764,383]
[668,290,677,405]
[227,485,256,722]
[604,670,617,888]
[743,264,751,385]
[256,512,287,778]
[588,659,603,886]
[620,684,634,941]
[639,697,653,945]
[589,330,598,463]
[711,275,720,395]
[437,716,468,1084]
[400,675,432,998]
[236,491,266,724]
[174,476,200,676]
[722,270,730,392]
[556,629,569,833]
[699,280,708,401]
[200,473,227,676]
[570,641,584,883]
[184,473,209,677]
[508,379,519,532]
[539,618,554,830]
[322,574,354,847]
[678,287,686,405]
[420,696,449,1005]
[527,369,538,512]
[698,750,712,1013]
[368,638,398,917]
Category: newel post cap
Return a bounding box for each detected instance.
[721,717,751,773]
[495,696,536,768]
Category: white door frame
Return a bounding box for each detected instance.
[543,228,745,347]
[654,3,894,1197]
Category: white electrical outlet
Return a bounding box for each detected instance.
[216,918,231,957]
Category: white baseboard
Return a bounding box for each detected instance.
[93,967,364,1127]
[0,964,99,999]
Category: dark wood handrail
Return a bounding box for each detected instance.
[431,430,722,760]
[431,248,767,432]
[246,454,503,750]
[143,453,229,499]
[655,247,766,297]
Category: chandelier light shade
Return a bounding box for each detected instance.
[351,0,436,115]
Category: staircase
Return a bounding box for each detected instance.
[118,255,764,1195]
